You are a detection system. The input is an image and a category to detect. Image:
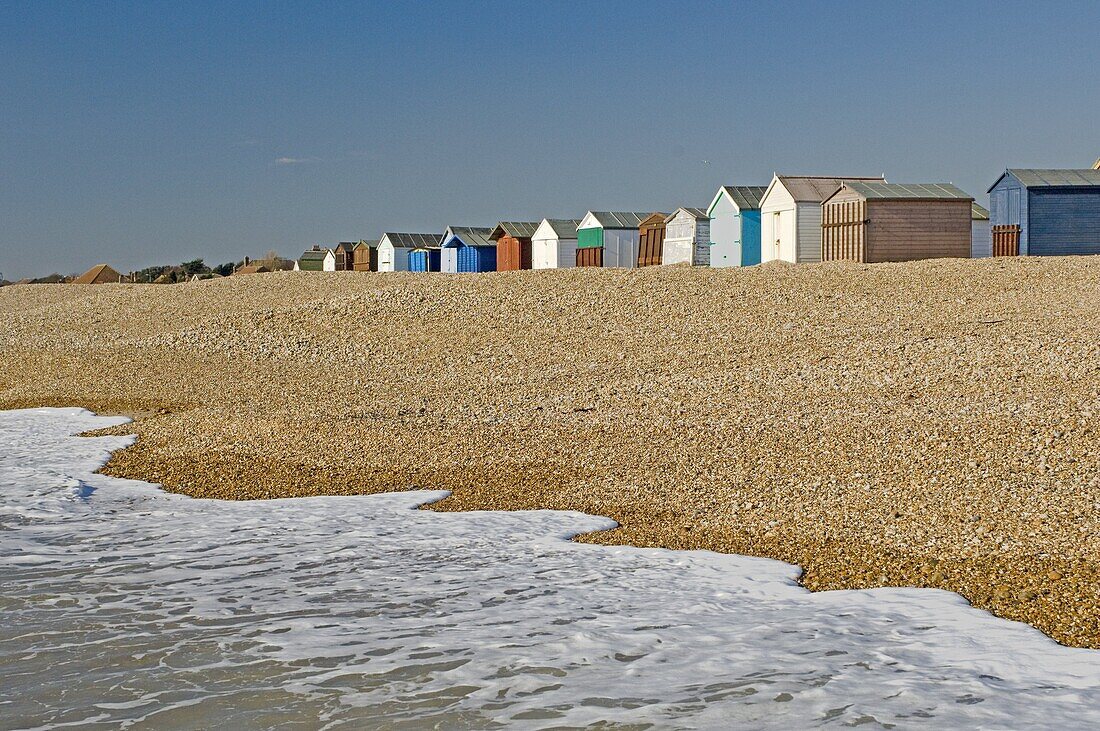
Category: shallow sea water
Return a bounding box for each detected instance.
[1,407,1099,730]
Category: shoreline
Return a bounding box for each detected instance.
[2,259,1098,647]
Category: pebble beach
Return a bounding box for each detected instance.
[1,257,1098,648]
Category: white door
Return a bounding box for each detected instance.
[441,248,458,273]
[378,245,394,272]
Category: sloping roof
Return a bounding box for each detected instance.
[776,175,886,202]
[73,264,122,284]
[442,226,494,247]
[839,182,972,201]
[488,221,540,240]
[539,219,581,238]
[1008,169,1100,187]
[334,241,357,253]
[380,232,443,248]
[353,239,378,250]
[1094,158,1100,170]
[722,185,768,210]
[235,264,271,275]
[664,207,709,223]
[299,249,332,261]
[586,212,652,229]
[972,202,990,221]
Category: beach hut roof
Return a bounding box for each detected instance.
[773,175,886,203]
[72,264,122,284]
[299,248,332,262]
[353,239,378,250]
[664,207,709,224]
[714,185,768,212]
[334,241,357,253]
[380,232,443,248]
[538,219,581,238]
[972,202,990,221]
[442,226,494,247]
[583,212,652,229]
[987,168,1100,192]
[828,182,972,202]
[488,222,540,240]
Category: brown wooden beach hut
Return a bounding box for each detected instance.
[489,222,539,271]
[333,242,357,271]
[637,213,668,266]
[821,182,973,263]
[352,240,377,271]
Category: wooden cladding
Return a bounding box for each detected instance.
[576,247,603,267]
[822,200,867,262]
[637,218,666,267]
[992,224,1021,257]
[496,235,532,271]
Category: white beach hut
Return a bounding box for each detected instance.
[759,174,885,264]
[575,211,650,268]
[376,233,442,272]
[662,208,711,266]
[971,202,992,258]
[531,219,580,269]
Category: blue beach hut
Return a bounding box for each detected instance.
[987,169,1100,256]
[440,226,496,273]
[706,185,767,267]
[408,247,441,272]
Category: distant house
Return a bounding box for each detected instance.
[440,226,496,273]
[31,273,69,284]
[377,233,442,272]
[352,240,377,272]
[821,182,973,263]
[531,219,580,269]
[987,169,1100,256]
[575,211,652,268]
[662,208,711,266]
[333,242,357,271]
[72,264,123,284]
[759,174,886,264]
[637,213,669,267]
[489,222,539,271]
[234,263,271,275]
[707,185,767,267]
[296,246,336,272]
[971,203,992,258]
[190,273,223,282]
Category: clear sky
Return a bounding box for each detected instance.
[2,0,1099,280]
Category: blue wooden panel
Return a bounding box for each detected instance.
[1028,188,1100,256]
[741,210,762,266]
[408,250,440,272]
[456,245,497,273]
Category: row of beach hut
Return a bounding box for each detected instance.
[297,166,1100,273]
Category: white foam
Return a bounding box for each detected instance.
[1,407,1098,728]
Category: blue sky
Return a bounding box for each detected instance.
[2,0,1099,279]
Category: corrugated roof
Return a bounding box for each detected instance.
[488,221,540,241]
[722,185,768,210]
[72,264,122,284]
[299,249,332,261]
[664,207,709,223]
[541,219,581,238]
[840,182,972,200]
[587,212,652,229]
[443,226,494,247]
[334,241,357,253]
[777,175,886,202]
[381,232,443,248]
[353,239,378,249]
[972,202,990,221]
[1007,169,1100,187]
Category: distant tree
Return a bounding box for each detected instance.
[213,262,235,277]
[136,265,168,283]
[181,258,207,276]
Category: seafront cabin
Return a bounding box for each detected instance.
[376,233,442,272]
[531,219,580,269]
[440,226,496,273]
[662,208,712,266]
[352,240,378,272]
[986,169,1100,256]
[295,246,336,272]
[637,213,669,267]
[489,222,539,271]
[706,185,767,267]
[971,203,991,258]
[333,242,357,271]
[820,182,973,263]
[575,212,652,268]
[408,246,442,272]
[72,264,124,284]
[759,174,886,264]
